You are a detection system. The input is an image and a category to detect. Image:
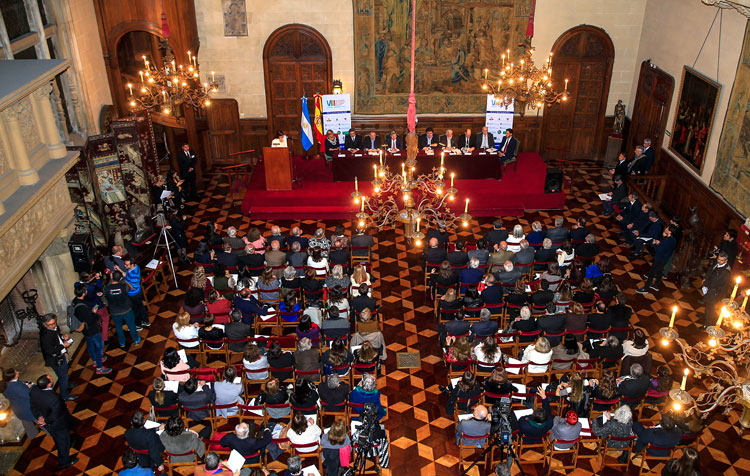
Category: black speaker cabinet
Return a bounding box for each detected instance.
[545,167,563,193]
[68,234,93,273]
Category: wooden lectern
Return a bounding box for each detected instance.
[263,147,292,190]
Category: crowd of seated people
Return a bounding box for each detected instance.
[427,215,701,472]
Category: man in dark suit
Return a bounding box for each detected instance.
[494,261,523,292]
[321,307,350,340]
[530,279,554,307]
[537,304,565,346]
[632,413,683,457]
[233,289,269,325]
[711,229,739,267]
[351,284,378,314]
[363,131,381,152]
[640,138,655,173]
[423,237,447,270]
[576,234,600,259]
[475,126,495,149]
[124,410,164,471]
[484,219,509,246]
[546,216,570,245]
[219,422,272,464]
[225,309,253,351]
[419,128,439,149]
[587,301,612,334]
[497,128,517,161]
[287,226,309,251]
[178,377,215,438]
[351,227,375,258]
[480,275,503,304]
[471,309,498,340]
[439,129,458,150]
[617,363,651,401]
[534,239,558,269]
[39,315,76,401]
[459,258,483,292]
[385,130,403,151]
[441,315,471,345]
[216,242,240,268]
[344,128,363,151]
[2,368,39,438]
[30,375,78,470]
[426,227,450,246]
[703,252,732,326]
[458,128,475,151]
[447,241,469,268]
[569,217,590,243]
[631,211,664,257]
[512,240,535,274]
[609,152,630,178]
[603,175,629,216]
[623,203,652,243]
[178,143,198,199]
[608,293,633,341]
[615,192,642,226]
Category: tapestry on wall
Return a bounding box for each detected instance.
[711,21,750,217]
[353,0,533,114]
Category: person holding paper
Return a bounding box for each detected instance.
[702,251,731,327]
[418,127,439,150]
[602,175,628,216]
[123,410,164,473]
[517,386,554,443]
[178,377,214,439]
[456,404,491,447]
[219,422,272,465]
[286,411,323,451]
[458,128,476,151]
[160,415,205,463]
[148,377,179,418]
[630,211,664,257]
[38,315,77,401]
[160,347,191,382]
[363,131,381,152]
[591,405,635,461]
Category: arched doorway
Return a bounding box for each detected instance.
[541,26,614,161]
[263,25,332,154]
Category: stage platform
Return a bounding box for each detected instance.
[241,152,565,220]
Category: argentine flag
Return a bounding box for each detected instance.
[300,97,314,151]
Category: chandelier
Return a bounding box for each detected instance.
[480,45,569,116]
[660,277,750,433]
[126,40,219,116]
[351,134,471,245]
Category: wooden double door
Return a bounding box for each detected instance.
[263,24,332,154]
[542,26,615,161]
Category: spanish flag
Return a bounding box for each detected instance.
[313,94,325,153]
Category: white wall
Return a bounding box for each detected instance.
[195,0,354,119]
[533,0,647,116]
[64,0,112,134]
[629,0,747,184]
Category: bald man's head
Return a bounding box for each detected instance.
[474,405,489,420]
[429,237,439,248]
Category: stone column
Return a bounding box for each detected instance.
[32,84,67,159]
[0,102,39,186]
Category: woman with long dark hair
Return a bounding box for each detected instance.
[445,370,482,415]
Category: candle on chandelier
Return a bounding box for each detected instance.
[731,276,742,299]
[743,289,750,309]
[717,306,727,327]
[373,164,377,180]
[416,217,420,232]
[564,79,569,92]
[669,305,678,328]
[379,149,383,166]
[680,368,689,391]
[127,83,133,95]
[361,196,366,212]
[211,71,216,83]
[451,172,455,188]
[483,69,488,80]
[507,49,510,62]
[440,152,444,169]
[354,176,358,193]
[464,198,469,214]
[502,54,505,66]
[139,71,144,83]
[143,55,148,68]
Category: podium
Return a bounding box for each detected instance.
[263,146,292,190]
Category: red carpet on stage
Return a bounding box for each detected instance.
[241,152,565,219]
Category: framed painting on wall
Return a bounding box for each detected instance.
[669,66,721,173]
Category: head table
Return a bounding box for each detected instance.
[331,149,503,182]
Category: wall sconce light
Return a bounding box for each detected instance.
[332,79,343,95]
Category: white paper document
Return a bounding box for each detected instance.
[145,259,159,269]
[164,380,179,393]
[177,349,188,363]
[598,193,611,201]
[225,449,245,473]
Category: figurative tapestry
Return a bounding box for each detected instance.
[711,22,750,217]
[669,67,721,173]
[353,0,533,114]
[223,0,248,36]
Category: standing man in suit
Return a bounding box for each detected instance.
[439,129,458,150]
[386,130,403,151]
[419,127,439,150]
[1,368,39,438]
[458,128,475,151]
[30,374,78,470]
[363,131,381,152]
[39,315,77,401]
[497,128,517,161]
[703,251,732,327]
[344,128,363,151]
[641,138,655,173]
[178,143,198,200]
[476,126,495,150]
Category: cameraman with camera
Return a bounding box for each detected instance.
[39,315,77,401]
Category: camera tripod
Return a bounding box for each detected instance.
[460,429,526,476]
[152,212,179,288]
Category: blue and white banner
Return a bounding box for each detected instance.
[486,94,514,136]
[321,93,352,144]
[300,97,314,151]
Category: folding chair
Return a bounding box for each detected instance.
[320,399,348,426]
[164,449,198,476]
[212,401,242,432]
[269,365,295,384]
[237,403,267,428]
[599,434,637,472]
[352,361,379,381]
[637,443,675,475]
[225,337,249,363]
[452,394,483,423]
[545,436,581,475]
[151,404,179,422]
[573,357,600,376]
[621,395,646,419]
[590,397,621,420]
[290,440,323,469]
[174,337,201,363]
[457,431,490,472]
[265,402,292,423]
[200,337,227,365]
[295,368,321,384]
[445,358,474,380]
[515,431,550,470]
[351,246,372,265]
[162,368,190,381]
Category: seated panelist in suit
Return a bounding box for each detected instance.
[271,129,288,148]
[363,131,381,152]
[419,127,439,150]
[385,130,403,151]
[458,128,475,151]
[344,128,363,151]
[439,129,458,150]
[498,128,518,162]
[475,126,495,150]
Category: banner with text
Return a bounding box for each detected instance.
[321,94,352,144]
[485,95,514,136]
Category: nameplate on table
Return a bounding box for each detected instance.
[479,152,487,155]
[354,154,362,157]
[392,153,402,157]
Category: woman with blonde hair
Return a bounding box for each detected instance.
[173,311,200,349]
[148,377,179,417]
[438,287,462,320]
[325,264,350,290]
[556,371,591,417]
[521,336,553,373]
[321,418,352,475]
[446,336,472,371]
[354,340,379,365]
[191,265,212,299]
[350,264,371,296]
[256,377,290,419]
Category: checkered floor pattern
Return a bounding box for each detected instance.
[9,167,750,475]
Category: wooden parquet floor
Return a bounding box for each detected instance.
[9,166,750,475]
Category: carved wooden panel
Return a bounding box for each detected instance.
[627,61,675,169]
[541,26,614,161]
[263,25,332,154]
[206,98,241,168]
